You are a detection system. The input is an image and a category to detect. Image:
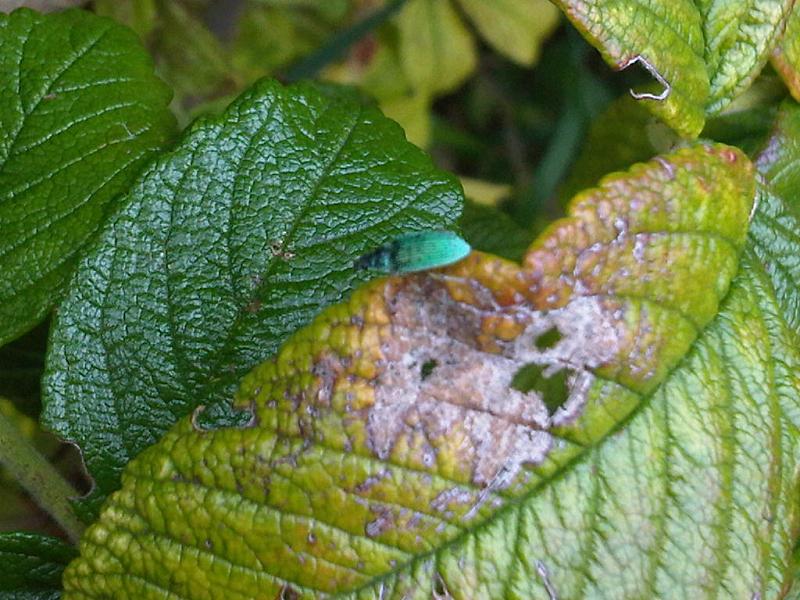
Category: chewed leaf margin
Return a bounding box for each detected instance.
[551,0,794,137]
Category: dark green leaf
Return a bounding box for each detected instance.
[0,8,176,346]
[42,78,462,520]
[0,532,76,600]
[558,96,659,204]
[458,200,532,262]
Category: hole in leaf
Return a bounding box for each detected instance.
[420,359,438,380]
[511,363,572,415]
[534,326,562,350]
[278,586,299,600]
[433,574,452,598]
[619,54,672,101]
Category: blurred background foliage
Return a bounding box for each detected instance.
[83,0,786,253]
[90,0,627,234]
[1,0,788,537]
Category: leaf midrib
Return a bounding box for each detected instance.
[199,100,364,394]
[1,19,112,170]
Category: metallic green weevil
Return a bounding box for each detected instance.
[355,230,471,274]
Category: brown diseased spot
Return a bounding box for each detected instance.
[245,299,262,313]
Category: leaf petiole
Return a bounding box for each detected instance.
[0,409,84,543]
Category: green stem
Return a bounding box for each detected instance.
[0,409,84,543]
[284,0,409,82]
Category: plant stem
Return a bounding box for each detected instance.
[0,409,84,543]
[284,0,409,82]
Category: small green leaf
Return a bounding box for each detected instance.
[42,78,462,520]
[454,0,559,66]
[397,0,477,95]
[0,8,175,346]
[0,532,76,600]
[284,0,407,83]
[231,3,325,81]
[697,0,794,113]
[93,0,158,39]
[772,6,800,101]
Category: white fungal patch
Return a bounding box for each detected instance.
[365,275,626,506]
[430,488,475,514]
[633,236,647,264]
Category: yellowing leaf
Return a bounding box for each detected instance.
[379,90,431,147]
[456,0,559,65]
[60,144,795,599]
[772,5,800,102]
[397,0,477,95]
[552,0,709,138]
[459,176,512,206]
[326,36,409,100]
